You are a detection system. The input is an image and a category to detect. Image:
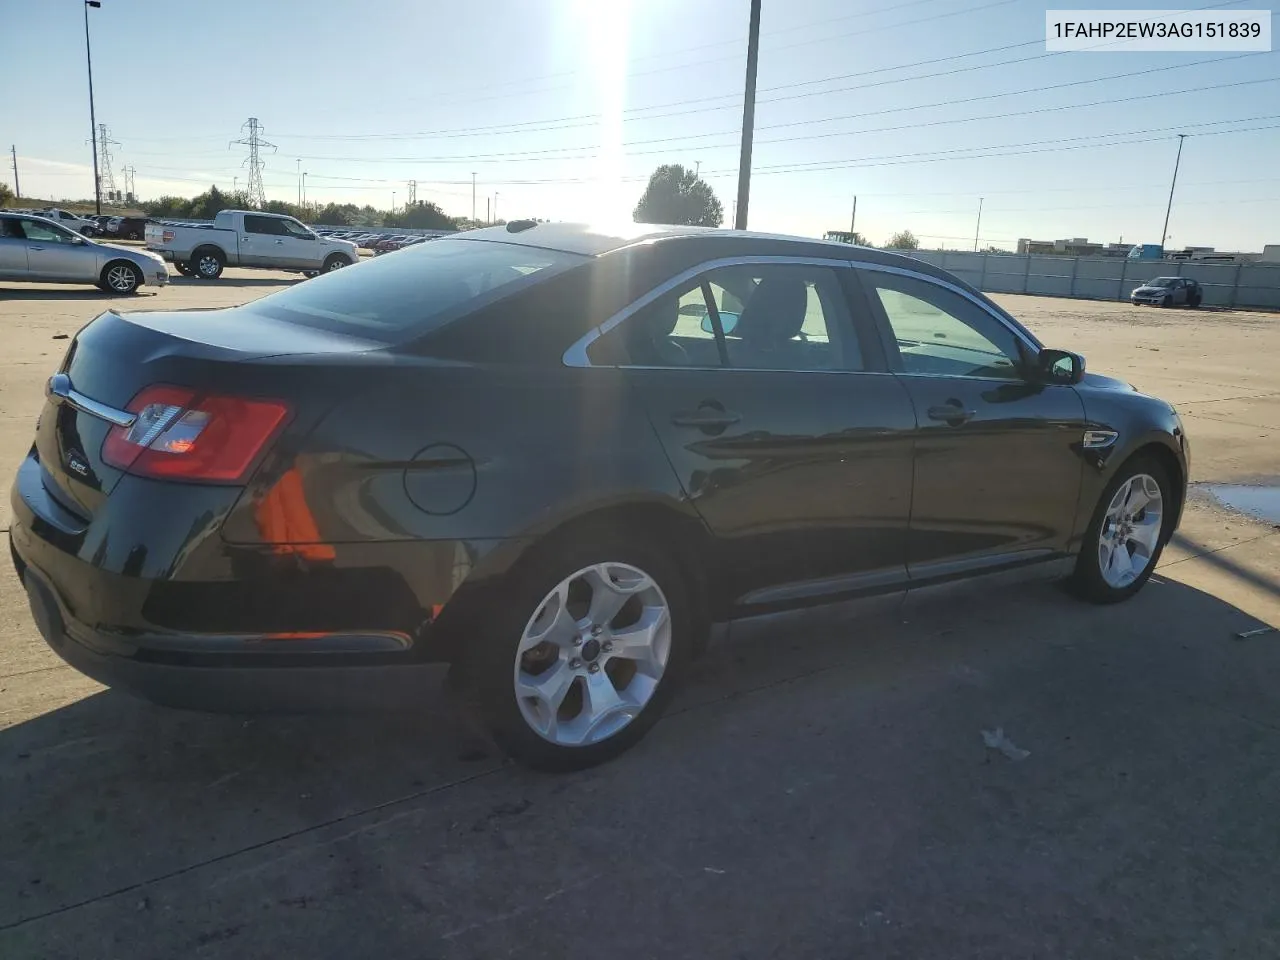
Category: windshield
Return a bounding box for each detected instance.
[1147,277,1177,287]
[242,238,584,341]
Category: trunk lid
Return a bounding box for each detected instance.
[35,308,382,519]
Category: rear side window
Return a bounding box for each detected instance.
[242,238,585,341]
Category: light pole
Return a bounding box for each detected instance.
[973,197,984,252]
[302,171,307,209]
[494,191,499,222]
[296,159,301,207]
[734,0,762,229]
[471,172,476,223]
[233,176,238,194]
[1160,134,1187,251]
[392,190,396,213]
[84,0,102,215]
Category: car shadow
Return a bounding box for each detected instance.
[166,277,300,288]
[0,287,162,300]
[1,569,1277,947]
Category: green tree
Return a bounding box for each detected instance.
[386,200,456,230]
[886,230,919,250]
[0,182,13,207]
[633,164,723,227]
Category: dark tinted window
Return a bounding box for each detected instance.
[243,215,284,236]
[243,238,584,341]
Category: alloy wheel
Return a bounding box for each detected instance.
[106,264,137,292]
[197,256,220,277]
[1098,473,1163,588]
[513,562,671,747]
[326,258,346,272]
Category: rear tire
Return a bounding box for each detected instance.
[192,248,225,280]
[99,260,142,295]
[459,532,694,771]
[1071,455,1173,604]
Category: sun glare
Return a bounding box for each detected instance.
[573,0,633,222]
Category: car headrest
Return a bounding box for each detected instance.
[734,276,807,346]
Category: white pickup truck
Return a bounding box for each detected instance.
[145,209,359,279]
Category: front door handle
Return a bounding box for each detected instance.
[927,403,976,424]
[671,409,741,430]
[29,245,45,251]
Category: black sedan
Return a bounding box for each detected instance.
[10,222,1189,770]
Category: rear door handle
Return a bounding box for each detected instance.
[671,409,741,429]
[927,404,976,424]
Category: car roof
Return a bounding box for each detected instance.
[454,221,957,282]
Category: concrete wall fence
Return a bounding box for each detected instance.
[908,250,1280,311]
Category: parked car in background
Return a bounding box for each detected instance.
[1131,276,1202,307]
[106,216,151,241]
[145,210,358,279]
[4,207,101,236]
[0,212,168,293]
[10,222,1189,771]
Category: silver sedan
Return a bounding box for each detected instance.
[0,213,169,294]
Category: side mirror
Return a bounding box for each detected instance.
[1037,348,1085,385]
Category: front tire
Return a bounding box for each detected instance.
[1072,456,1172,604]
[99,261,142,294]
[174,260,194,277]
[192,248,225,280]
[323,254,351,273]
[461,533,693,771]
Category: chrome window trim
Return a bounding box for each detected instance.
[562,255,1040,369]
[45,373,136,428]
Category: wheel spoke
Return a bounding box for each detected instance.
[519,582,577,652]
[515,661,575,738]
[607,605,668,669]
[1129,513,1162,554]
[583,563,653,627]
[1106,541,1134,583]
[582,670,625,724]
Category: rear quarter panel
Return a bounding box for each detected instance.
[222,361,692,567]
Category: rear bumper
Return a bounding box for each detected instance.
[17,556,449,714]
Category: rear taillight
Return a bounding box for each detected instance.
[161,229,175,242]
[102,385,290,483]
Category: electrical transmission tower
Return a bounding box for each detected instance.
[88,123,119,200]
[121,165,136,202]
[230,118,276,209]
[406,180,417,206]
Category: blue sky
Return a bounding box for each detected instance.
[2,0,1278,250]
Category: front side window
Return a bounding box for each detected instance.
[21,219,76,244]
[280,218,313,239]
[866,273,1023,380]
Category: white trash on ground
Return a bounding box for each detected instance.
[982,727,1031,761]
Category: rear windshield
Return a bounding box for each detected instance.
[241,238,584,341]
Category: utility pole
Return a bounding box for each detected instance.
[302,172,307,209]
[84,0,102,214]
[296,159,301,207]
[233,176,238,194]
[734,0,762,230]
[231,118,275,209]
[695,160,701,178]
[10,145,19,199]
[1160,134,1187,251]
[471,172,476,222]
[486,197,490,224]
[850,195,857,236]
[973,197,984,252]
